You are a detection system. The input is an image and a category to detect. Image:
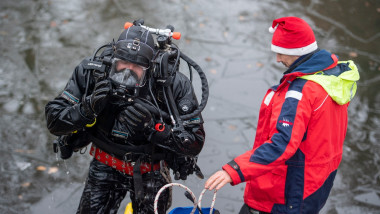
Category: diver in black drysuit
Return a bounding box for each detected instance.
[45,24,205,214]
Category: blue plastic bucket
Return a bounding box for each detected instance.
[168,206,217,214]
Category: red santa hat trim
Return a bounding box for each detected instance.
[269,17,318,56]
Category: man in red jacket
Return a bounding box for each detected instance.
[205,17,359,214]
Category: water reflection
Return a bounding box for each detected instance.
[0,0,379,213]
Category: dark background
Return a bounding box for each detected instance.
[0,0,379,213]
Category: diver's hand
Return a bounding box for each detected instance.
[205,170,232,191]
[119,103,153,132]
[81,79,111,118]
[149,123,171,143]
[169,156,193,180]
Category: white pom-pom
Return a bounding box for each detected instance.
[268,24,278,33]
[268,26,275,33]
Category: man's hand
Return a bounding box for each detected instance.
[119,103,153,132]
[81,79,111,118]
[205,170,232,191]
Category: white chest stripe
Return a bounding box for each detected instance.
[264,91,275,105]
[285,90,303,100]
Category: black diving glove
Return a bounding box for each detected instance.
[168,156,197,180]
[81,79,111,118]
[149,123,172,144]
[119,103,154,133]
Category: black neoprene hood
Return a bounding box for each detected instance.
[114,25,155,68]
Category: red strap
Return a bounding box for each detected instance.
[89,146,160,176]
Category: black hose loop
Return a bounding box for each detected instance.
[179,52,209,120]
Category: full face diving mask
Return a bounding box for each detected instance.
[109,58,148,98]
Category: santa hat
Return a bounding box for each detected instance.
[269,17,318,56]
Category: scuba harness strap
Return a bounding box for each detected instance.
[87,132,175,162]
[133,158,144,202]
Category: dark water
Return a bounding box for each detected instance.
[0,0,379,213]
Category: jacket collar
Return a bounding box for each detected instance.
[285,49,338,76]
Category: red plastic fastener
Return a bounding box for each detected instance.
[155,123,165,132]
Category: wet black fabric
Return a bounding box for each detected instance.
[239,204,272,214]
[76,159,170,214]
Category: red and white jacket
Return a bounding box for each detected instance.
[223,50,359,214]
